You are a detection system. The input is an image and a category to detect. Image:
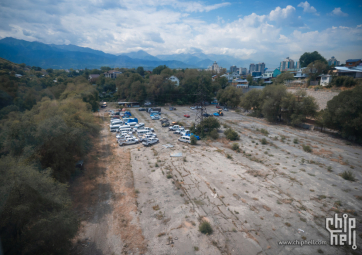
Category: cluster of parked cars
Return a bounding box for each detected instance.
[168,124,200,144]
[109,110,159,147]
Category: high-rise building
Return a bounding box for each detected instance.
[249,63,256,74]
[230,65,238,73]
[256,62,266,74]
[295,61,300,69]
[207,61,222,73]
[328,56,340,66]
[239,67,247,75]
[280,57,295,71]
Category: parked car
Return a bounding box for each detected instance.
[169,107,176,111]
[118,137,139,146]
[223,107,229,111]
[159,117,168,122]
[134,123,145,129]
[174,127,185,134]
[162,122,170,127]
[169,125,180,131]
[213,112,220,116]
[140,134,157,142]
[216,105,221,109]
[151,115,160,120]
[190,107,195,110]
[184,114,190,118]
[178,136,191,144]
[138,108,146,111]
[203,113,211,117]
[143,127,154,132]
[142,138,159,146]
[144,102,151,106]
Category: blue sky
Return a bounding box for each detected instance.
[0,0,361,67]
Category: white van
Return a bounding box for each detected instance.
[119,126,133,133]
[110,124,121,132]
[111,119,123,125]
[137,129,152,136]
[178,136,191,143]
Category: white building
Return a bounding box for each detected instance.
[320,74,332,86]
[280,57,295,71]
[208,61,222,73]
[168,75,180,86]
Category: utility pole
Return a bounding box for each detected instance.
[194,76,207,134]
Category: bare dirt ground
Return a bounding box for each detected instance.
[71,105,362,255]
[70,111,146,255]
[287,88,339,110]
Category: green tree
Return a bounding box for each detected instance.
[100,66,112,71]
[216,86,243,108]
[323,85,362,141]
[299,51,327,68]
[152,65,167,75]
[261,84,287,122]
[240,89,263,116]
[136,66,145,76]
[0,156,78,255]
[273,72,294,84]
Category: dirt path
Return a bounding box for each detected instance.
[70,110,146,255]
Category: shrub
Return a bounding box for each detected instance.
[166,174,172,179]
[341,171,356,181]
[261,138,267,145]
[231,143,240,152]
[302,145,312,153]
[293,138,299,144]
[224,128,239,141]
[209,129,219,139]
[190,135,197,145]
[226,154,233,159]
[199,221,213,235]
[260,128,269,135]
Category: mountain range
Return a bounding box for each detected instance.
[0,37,250,70]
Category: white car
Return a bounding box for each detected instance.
[126,122,137,127]
[151,115,160,120]
[140,133,157,141]
[174,128,185,134]
[142,138,159,147]
[169,125,181,131]
[190,107,195,110]
[143,127,154,132]
[178,136,191,144]
[181,129,190,136]
[134,123,145,129]
[118,137,139,146]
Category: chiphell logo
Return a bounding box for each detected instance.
[326,213,357,250]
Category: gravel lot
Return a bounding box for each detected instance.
[76,105,362,255]
[288,88,339,110]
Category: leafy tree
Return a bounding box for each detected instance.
[303,60,328,81]
[332,76,357,88]
[273,72,294,84]
[46,68,53,74]
[246,74,253,85]
[240,89,263,116]
[215,76,228,89]
[216,86,243,108]
[224,128,239,140]
[152,65,167,75]
[100,66,112,71]
[0,156,78,255]
[193,117,220,137]
[136,66,145,76]
[299,51,327,68]
[323,85,362,141]
[261,84,287,122]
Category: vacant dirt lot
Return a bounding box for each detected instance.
[73,106,362,255]
[288,88,339,110]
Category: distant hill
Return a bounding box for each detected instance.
[0,38,193,69]
[0,37,251,70]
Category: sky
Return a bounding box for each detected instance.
[0,0,361,67]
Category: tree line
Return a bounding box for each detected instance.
[0,59,100,254]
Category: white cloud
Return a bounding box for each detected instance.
[329,7,348,17]
[0,1,361,66]
[269,5,304,27]
[297,1,318,15]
